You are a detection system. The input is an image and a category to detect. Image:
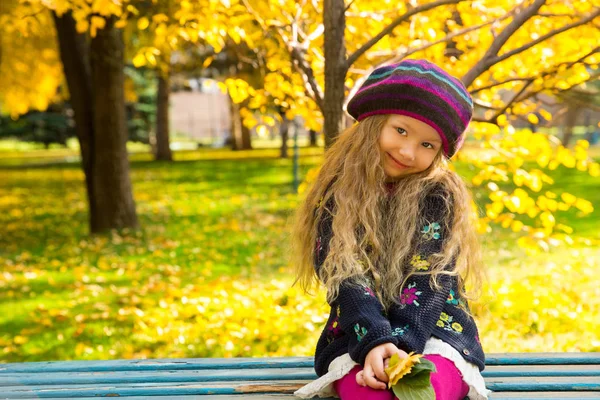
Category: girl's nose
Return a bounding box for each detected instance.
[398,145,416,161]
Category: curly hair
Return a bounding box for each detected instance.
[292,114,486,310]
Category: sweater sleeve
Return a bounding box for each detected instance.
[314,198,398,365]
[389,190,457,354]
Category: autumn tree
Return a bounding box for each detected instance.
[54,11,139,232]
[0,0,233,232]
[0,0,141,233]
[231,0,599,250]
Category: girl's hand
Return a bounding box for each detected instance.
[357,343,409,389]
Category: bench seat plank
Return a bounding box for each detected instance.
[1,353,599,399]
[22,393,600,400]
[2,353,599,374]
[1,377,599,398]
[1,364,599,388]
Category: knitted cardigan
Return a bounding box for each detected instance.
[312,188,486,377]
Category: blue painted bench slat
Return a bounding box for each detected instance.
[21,395,600,400]
[1,365,599,387]
[0,353,599,399]
[21,396,600,400]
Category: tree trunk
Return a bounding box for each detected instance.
[323,0,348,148]
[155,73,173,161]
[229,97,243,151]
[309,129,318,147]
[280,117,289,158]
[561,104,581,147]
[89,17,138,231]
[229,96,252,150]
[241,123,252,150]
[52,11,99,231]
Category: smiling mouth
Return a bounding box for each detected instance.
[387,153,410,169]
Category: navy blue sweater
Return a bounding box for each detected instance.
[313,190,486,377]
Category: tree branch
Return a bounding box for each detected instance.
[491,80,534,123]
[490,8,600,66]
[290,46,325,111]
[345,12,513,105]
[473,46,600,124]
[346,0,467,68]
[473,100,502,111]
[471,45,598,94]
[241,0,324,110]
[471,77,534,93]
[393,12,514,63]
[345,0,357,12]
[462,0,546,87]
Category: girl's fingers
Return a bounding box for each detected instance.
[355,370,366,386]
[371,357,389,384]
[364,363,387,390]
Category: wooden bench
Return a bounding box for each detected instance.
[1,353,599,399]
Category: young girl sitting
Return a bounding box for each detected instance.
[293,59,491,400]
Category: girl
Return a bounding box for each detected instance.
[293,59,491,400]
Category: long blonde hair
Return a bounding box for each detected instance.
[292,114,485,310]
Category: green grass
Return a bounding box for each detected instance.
[0,146,598,362]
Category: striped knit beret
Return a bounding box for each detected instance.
[347,59,473,158]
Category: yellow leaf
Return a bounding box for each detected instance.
[574,198,594,214]
[137,17,150,30]
[203,56,214,68]
[511,220,524,232]
[76,19,89,34]
[576,139,589,150]
[147,53,157,66]
[560,192,577,205]
[385,352,422,387]
[13,336,28,345]
[90,16,106,37]
[527,114,539,125]
[539,211,555,228]
[496,114,507,126]
[133,53,146,68]
[152,13,169,23]
[539,109,552,122]
[589,163,600,177]
[126,5,139,15]
[114,19,127,29]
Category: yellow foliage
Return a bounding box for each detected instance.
[527,114,539,125]
[0,4,63,117]
[137,17,150,30]
[385,352,422,387]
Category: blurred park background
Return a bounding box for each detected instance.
[1,0,599,363]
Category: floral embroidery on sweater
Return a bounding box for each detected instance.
[446,289,467,310]
[354,323,368,342]
[436,312,463,333]
[410,254,430,271]
[398,282,421,308]
[391,324,409,337]
[326,306,342,343]
[421,222,441,240]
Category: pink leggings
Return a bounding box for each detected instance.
[333,354,469,400]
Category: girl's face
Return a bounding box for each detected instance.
[378,114,442,180]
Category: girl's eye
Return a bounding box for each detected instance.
[423,142,435,149]
[396,127,407,135]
